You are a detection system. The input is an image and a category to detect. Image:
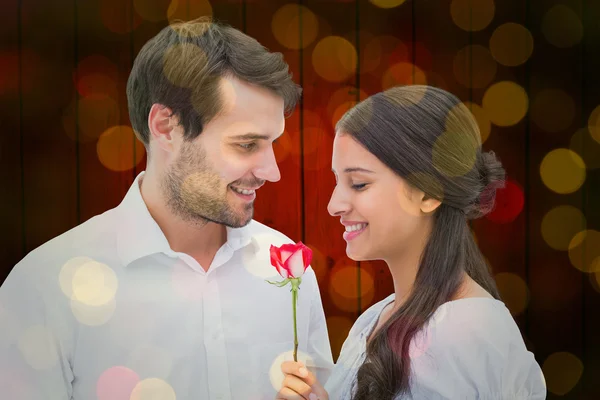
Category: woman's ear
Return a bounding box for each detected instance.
[420,194,442,215]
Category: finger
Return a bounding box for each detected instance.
[280,361,317,386]
[275,386,308,400]
[282,374,312,399]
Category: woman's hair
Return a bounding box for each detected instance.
[336,85,505,400]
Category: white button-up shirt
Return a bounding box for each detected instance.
[0,172,333,400]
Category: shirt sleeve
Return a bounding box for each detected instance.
[409,303,547,400]
[304,267,334,386]
[0,259,74,400]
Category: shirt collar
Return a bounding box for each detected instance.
[116,171,254,267]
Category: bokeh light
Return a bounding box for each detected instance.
[312,36,357,83]
[133,0,170,22]
[130,378,176,400]
[530,89,575,133]
[432,128,478,178]
[327,86,368,120]
[541,4,583,48]
[485,179,525,224]
[100,0,143,34]
[17,325,59,370]
[463,102,492,144]
[62,96,121,143]
[71,297,117,326]
[540,149,586,194]
[97,366,140,400]
[570,128,600,170]
[587,105,600,144]
[542,352,583,396]
[76,74,118,101]
[74,55,119,88]
[541,206,586,251]
[329,262,375,313]
[271,4,318,50]
[381,62,427,90]
[453,45,497,89]
[568,230,600,273]
[494,272,528,316]
[71,260,118,306]
[369,0,406,8]
[482,81,529,127]
[163,43,207,88]
[489,23,534,66]
[97,125,146,172]
[267,349,314,392]
[167,0,213,26]
[450,0,495,32]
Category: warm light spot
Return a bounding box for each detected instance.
[59,257,95,299]
[163,43,207,88]
[482,81,528,127]
[462,102,492,143]
[17,325,59,370]
[541,206,587,251]
[540,149,586,194]
[570,128,600,170]
[494,272,528,316]
[133,0,170,22]
[406,172,444,206]
[75,55,119,85]
[71,260,118,307]
[357,31,382,74]
[167,0,212,26]
[96,366,140,400]
[127,346,174,379]
[130,378,176,400]
[63,96,121,143]
[331,101,359,130]
[312,36,357,83]
[100,0,143,34]
[381,62,427,90]
[267,349,315,392]
[329,263,375,313]
[273,132,294,164]
[326,316,354,362]
[453,45,497,89]
[542,5,583,48]
[587,105,600,144]
[97,125,146,172]
[369,0,406,8]
[71,297,117,326]
[304,244,329,285]
[485,179,525,224]
[594,272,600,294]
[543,352,583,396]
[531,89,575,133]
[327,86,368,119]
[271,4,318,50]
[432,129,478,178]
[568,230,600,273]
[77,74,118,100]
[450,0,495,32]
[489,23,534,66]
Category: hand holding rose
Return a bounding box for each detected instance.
[275,360,329,400]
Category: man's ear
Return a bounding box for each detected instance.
[148,104,181,152]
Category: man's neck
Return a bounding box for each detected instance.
[139,172,228,271]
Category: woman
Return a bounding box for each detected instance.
[276,85,546,400]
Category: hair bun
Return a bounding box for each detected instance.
[464,151,506,220]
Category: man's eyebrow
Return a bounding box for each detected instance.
[229,133,272,141]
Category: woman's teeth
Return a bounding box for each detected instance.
[345,223,368,232]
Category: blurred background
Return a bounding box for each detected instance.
[1,0,599,398]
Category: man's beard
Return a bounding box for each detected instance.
[160,142,254,228]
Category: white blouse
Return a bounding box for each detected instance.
[324,294,547,400]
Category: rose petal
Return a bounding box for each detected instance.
[278,243,300,263]
[270,245,288,278]
[285,250,306,278]
[299,242,313,271]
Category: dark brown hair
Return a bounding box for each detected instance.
[126,17,301,148]
[336,85,505,399]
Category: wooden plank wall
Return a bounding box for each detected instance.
[1,0,599,398]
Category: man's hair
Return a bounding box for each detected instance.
[126,17,301,147]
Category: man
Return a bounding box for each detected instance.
[0,18,333,399]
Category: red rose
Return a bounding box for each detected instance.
[269,242,312,279]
